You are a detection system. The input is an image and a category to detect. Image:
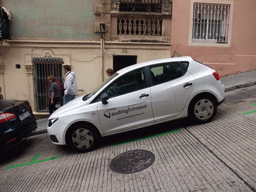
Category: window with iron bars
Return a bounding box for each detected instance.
[32,57,63,112]
[192,3,230,43]
[119,0,162,13]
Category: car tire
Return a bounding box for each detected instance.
[66,124,100,153]
[189,95,217,123]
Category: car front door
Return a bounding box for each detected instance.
[97,68,154,136]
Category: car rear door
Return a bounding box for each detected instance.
[150,62,195,123]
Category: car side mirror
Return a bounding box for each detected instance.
[100,92,109,105]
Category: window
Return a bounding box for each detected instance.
[104,68,146,99]
[119,0,162,13]
[192,3,230,44]
[151,62,188,85]
[115,0,171,14]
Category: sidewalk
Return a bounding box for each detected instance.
[33,70,256,136]
[221,70,256,92]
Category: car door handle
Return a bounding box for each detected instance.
[183,82,193,88]
[139,94,149,98]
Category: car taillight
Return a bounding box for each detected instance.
[5,137,16,144]
[213,72,220,81]
[0,113,16,123]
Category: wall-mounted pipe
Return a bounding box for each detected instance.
[100,33,104,82]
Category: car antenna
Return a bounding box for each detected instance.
[171,44,179,58]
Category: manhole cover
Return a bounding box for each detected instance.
[110,149,155,174]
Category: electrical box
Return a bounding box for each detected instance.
[94,23,109,33]
[100,23,106,32]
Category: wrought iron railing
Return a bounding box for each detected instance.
[118,17,162,36]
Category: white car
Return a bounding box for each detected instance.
[48,56,225,152]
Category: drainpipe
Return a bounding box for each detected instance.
[0,55,6,99]
[1,70,6,99]
[100,33,104,82]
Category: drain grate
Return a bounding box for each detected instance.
[110,149,155,174]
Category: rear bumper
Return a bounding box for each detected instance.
[0,119,37,151]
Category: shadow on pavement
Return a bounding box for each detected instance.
[0,110,228,158]
[101,118,191,147]
[0,140,33,164]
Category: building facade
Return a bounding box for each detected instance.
[0,0,255,114]
[0,0,172,113]
[171,0,256,77]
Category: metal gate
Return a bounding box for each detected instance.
[32,57,63,112]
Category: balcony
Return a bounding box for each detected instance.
[110,0,172,42]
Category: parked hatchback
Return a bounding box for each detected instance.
[48,56,225,152]
[0,100,37,151]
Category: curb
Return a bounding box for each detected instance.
[31,129,47,136]
[224,81,256,92]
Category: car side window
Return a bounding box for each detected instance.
[105,68,145,99]
[92,68,146,103]
[150,62,188,85]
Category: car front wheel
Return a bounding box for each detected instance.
[189,96,217,123]
[66,124,100,153]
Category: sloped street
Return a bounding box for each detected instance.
[1,86,256,192]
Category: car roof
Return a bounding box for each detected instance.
[116,56,193,75]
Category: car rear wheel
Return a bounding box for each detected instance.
[66,124,100,153]
[189,96,217,123]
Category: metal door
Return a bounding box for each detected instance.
[32,57,63,112]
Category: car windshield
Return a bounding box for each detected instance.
[82,73,118,101]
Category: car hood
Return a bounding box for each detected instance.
[49,96,87,118]
[0,100,26,111]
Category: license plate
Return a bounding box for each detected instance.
[19,111,30,121]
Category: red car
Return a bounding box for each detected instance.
[0,100,37,151]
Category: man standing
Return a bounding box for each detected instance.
[63,65,78,104]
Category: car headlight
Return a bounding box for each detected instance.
[48,118,59,127]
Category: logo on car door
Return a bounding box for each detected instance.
[103,103,147,119]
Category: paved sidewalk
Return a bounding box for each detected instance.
[33,70,256,136]
[221,70,256,91]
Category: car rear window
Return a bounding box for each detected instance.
[150,62,189,85]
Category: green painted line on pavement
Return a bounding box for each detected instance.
[113,129,181,146]
[5,153,60,170]
[244,103,256,115]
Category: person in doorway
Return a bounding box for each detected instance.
[48,75,60,115]
[63,65,78,104]
[0,86,3,100]
[106,68,114,77]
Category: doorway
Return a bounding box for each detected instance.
[113,55,137,72]
[32,57,63,112]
